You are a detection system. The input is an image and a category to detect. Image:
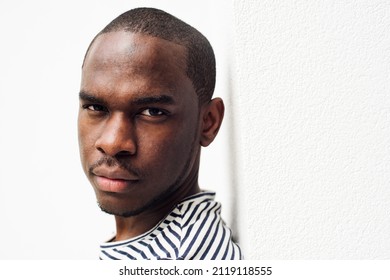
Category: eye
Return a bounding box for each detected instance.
[140,108,166,117]
[82,104,108,112]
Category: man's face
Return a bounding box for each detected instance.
[78,31,201,217]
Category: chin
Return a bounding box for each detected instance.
[97,200,146,217]
[94,179,181,218]
[96,192,157,217]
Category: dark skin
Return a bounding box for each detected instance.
[78,31,224,241]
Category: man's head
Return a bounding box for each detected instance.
[78,8,224,218]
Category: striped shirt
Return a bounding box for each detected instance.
[100,191,243,260]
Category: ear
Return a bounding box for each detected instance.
[200,98,225,147]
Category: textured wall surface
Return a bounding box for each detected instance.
[233,0,390,259]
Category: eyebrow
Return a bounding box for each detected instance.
[132,95,175,105]
[79,91,175,106]
[79,91,105,104]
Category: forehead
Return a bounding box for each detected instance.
[82,31,189,91]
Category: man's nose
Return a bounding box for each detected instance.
[95,113,137,157]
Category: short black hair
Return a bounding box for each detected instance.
[84,7,216,104]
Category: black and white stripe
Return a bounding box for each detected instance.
[100,191,243,260]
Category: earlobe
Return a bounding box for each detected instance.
[200,98,225,147]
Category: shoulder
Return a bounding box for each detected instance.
[176,191,219,225]
[176,191,243,260]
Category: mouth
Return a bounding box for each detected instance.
[94,175,139,193]
[91,168,139,193]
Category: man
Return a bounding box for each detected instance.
[78,7,242,260]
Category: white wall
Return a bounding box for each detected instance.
[233,0,390,259]
[0,0,233,259]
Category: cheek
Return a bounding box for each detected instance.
[137,125,197,171]
[78,118,98,167]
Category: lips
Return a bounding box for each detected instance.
[91,167,139,193]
